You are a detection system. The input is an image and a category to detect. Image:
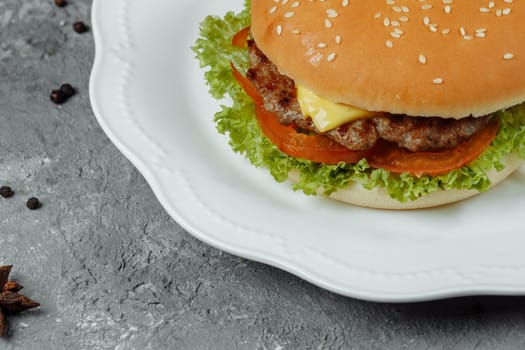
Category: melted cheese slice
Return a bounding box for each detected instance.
[297,85,372,132]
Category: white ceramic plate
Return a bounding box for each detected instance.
[90,0,525,302]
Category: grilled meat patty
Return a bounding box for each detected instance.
[246,41,492,152]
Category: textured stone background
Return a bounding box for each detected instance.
[1,1,525,349]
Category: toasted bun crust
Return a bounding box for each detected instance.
[289,154,522,209]
[251,1,525,118]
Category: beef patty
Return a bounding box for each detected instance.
[246,41,492,152]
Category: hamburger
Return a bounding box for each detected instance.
[193,0,525,209]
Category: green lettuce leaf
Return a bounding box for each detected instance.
[192,1,525,202]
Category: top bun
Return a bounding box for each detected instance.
[251,0,525,118]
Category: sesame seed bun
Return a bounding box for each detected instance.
[251,0,525,118]
[289,153,522,209]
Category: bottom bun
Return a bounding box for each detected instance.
[290,153,522,210]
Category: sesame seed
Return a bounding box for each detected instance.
[291,1,300,8]
[418,54,427,64]
[326,9,338,18]
[503,8,511,15]
[433,78,444,85]
[342,0,349,7]
[284,11,295,18]
[269,6,278,14]
[385,40,394,48]
[327,52,336,62]
[276,25,283,36]
[390,31,401,38]
[318,42,328,48]
[504,53,515,60]
[335,35,342,44]
[325,19,333,28]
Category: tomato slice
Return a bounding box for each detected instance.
[230,29,499,175]
[231,63,367,164]
[231,62,262,105]
[365,119,499,176]
[232,26,250,48]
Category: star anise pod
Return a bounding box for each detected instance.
[0,266,40,336]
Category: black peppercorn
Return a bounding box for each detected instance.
[60,84,76,98]
[73,21,89,34]
[50,84,76,104]
[0,186,14,198]
[50,89,66,104]
[54,0,67,7]
[26,197,41,210]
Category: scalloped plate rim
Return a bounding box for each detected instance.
[89,0,525,303]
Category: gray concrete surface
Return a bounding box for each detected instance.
[1,1,525,349]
